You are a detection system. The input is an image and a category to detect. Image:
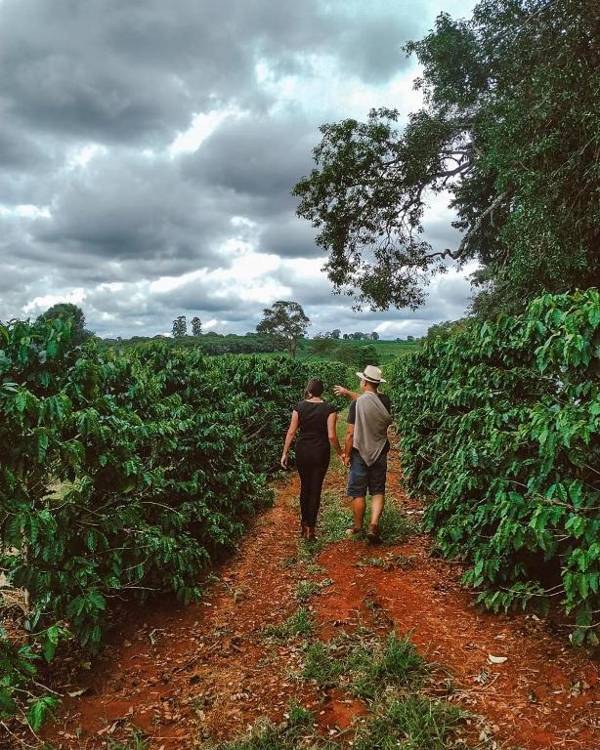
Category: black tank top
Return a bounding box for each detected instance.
[295,400,337,449]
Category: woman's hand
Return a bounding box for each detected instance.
[280,452,289,469]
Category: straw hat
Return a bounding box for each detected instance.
[356,364,386,384]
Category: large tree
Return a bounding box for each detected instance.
[256,301,309,358]
[191,316,202,336]
[172,315,187,338]
[37,303,91,345]
[293,0,600,317]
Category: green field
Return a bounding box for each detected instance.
[297,337,419,364]
[102,332,420,367]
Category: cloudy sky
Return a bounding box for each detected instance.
[0,0,477,339]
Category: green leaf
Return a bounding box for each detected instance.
[27,695,58,731]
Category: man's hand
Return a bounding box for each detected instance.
[334,385,358,400]
[343,452,351,468]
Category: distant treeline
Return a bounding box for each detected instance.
[101,332,288,356]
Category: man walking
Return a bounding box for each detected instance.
[334,365,392,543]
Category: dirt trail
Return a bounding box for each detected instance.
[35,451,600,750]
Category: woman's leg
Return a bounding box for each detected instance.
[296,447,311,528]
[306,448,330,529]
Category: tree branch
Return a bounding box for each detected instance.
[425,191,508,261]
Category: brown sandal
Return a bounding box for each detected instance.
[366,524,381,544]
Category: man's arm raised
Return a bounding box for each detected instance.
[334,385,358,400]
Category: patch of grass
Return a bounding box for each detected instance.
[297,538,320,561]
[203,719,293,750]
[377,501,417,545]
[263,606,314,640]
[317,492,416,551]
[296,580,321,602]
[356,553,416,571]
[285,700,314,729]
[352,695,468,750]
[347,633,426,700]
[320,494,351,543]
[302,632,426,700]
[107,731,148,750]
[203,713,341,750]
[303,561,325,575]
[302,641,345,686]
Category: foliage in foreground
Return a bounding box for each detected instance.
[0,316,351,726]
[389,289,600,644]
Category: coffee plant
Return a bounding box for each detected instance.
[0,317,350,729]
[389,289,600,646]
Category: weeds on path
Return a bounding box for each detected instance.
[262,607,314,641]
[353,695,468,750]
[297,490,416,561]
[302,631,426,699]
[202,702,339,750]
[106,729,148,750]
[295,579,332,602]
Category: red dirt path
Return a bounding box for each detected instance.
[17,452,600,750]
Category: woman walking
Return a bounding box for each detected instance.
[281,378,343,540]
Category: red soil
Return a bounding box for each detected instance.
[315,456,600,750]
[11,452,599,750]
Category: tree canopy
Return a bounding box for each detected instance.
[293,0,600,316]
[172,315,187,338]
[191,316,202,336]
[256,300,309,357]
[37,303,91,345]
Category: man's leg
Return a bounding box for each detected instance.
[369,494,385,527]
[367,452,388,541]
[347,449,368,534]
[351,496,366,530]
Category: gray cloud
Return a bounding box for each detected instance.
[29,153,237,272]
[0,0,475,338]
[259,218,321,259]
[183,114,314,210]
[0,0,418,146]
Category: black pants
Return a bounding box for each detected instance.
[296,442,330,528]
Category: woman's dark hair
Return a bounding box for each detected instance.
[305,377,324,398]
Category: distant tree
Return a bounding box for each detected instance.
[406,335,415,342]
[310,337,338,357]
[342,333,349,340]
[330,329,341,339]
[191,316,202,336]
[333,343,380,369]
[371,331,380,340]
[256,300,309,358]
[356,344,379,370]
[38,303,92,346]
[172,315,187,338]
[426,320,467,342]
